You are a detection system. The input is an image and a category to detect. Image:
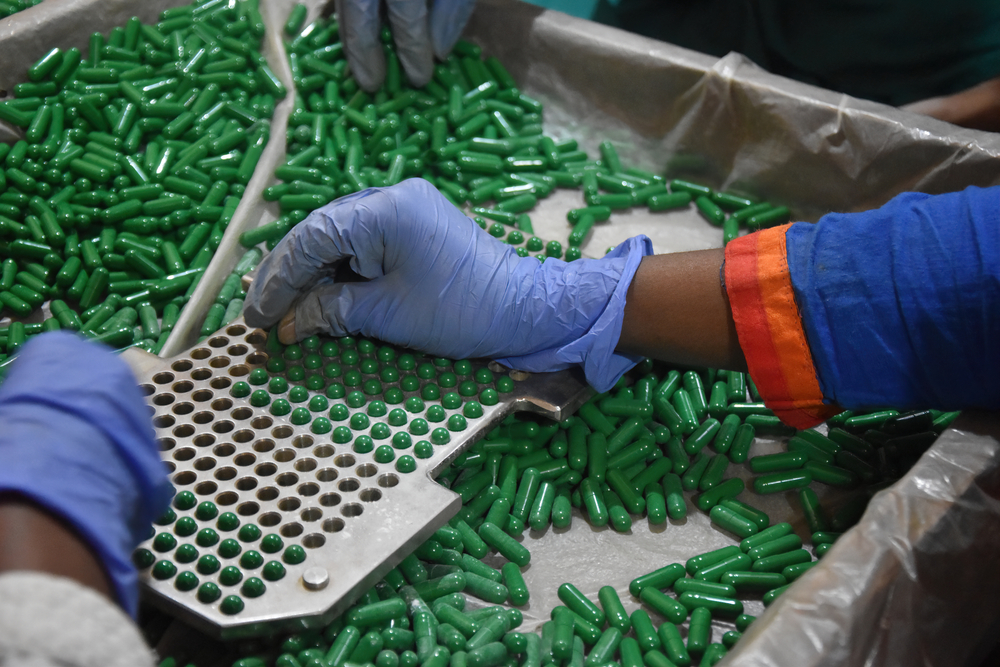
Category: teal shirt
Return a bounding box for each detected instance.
[599,0,1000,105]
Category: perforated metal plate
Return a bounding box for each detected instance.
[125,320,591,638]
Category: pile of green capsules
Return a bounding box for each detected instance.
[0,0,43,19]
[0,0,286,369]
[191,354,956,667]
[237,6,793,262]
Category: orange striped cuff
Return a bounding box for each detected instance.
[724,224,841,429]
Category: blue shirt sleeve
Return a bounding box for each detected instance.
[785,185,1000,411]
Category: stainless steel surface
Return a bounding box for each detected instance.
[137,318,591,639]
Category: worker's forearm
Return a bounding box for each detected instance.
[0,495,114,601]
[617,248,747,372]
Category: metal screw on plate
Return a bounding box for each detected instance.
[302,567,329,591]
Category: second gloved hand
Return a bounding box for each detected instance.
[244,178,652,392]
[334,0,478,92]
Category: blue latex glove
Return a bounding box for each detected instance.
[334,0,478,92]
[0,332,172,617]
[244,178,653,392]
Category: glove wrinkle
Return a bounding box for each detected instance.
[336,0,386,92]
[430,0,479,60]
[385,0,434,87]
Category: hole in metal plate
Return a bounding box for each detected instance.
[216,491,239,506]
[194,457,216,471]
[227,325,247,336]
[319,493,341,507]
[194,481,217,495]
[235,476,257,490]
[302,533,326,548]
[234,429,254,443]
[193,411,215,424]
[509,370,530,381]
[297,482,319,497]
[192,389,213,402]
[231,407,252,420]
[172,402,194,416]
[172,360,193,372]
[173,380,194,393]
[253,438,275,453]
[174,471,196,485]
[257,486,278,501]
[322,518,345,533]
[338,479,359,493]
[211,398,233,411]
[213,443,236,457]
[341,503,363,518]
[193,434,216,448]
[356,463,377,478]
[314,445,334,458]
[378,473,400,488]
[211,356,231,369]
[230,363,251,377]
[212,420,234,434]
[153,372,175,384]
[158,438,176,452]
[292,434,313,449]
[272,426,293,439]
[234,452,257,467]
[164,461,176,473]
[245,330,266,345]
[191,349,211,360]
[247,352,268,365]
[251,416,273,430]
[237,501,259,516]
[301,508,322,522]
[274,448,296,463]
[334,454,355,468]
[154,415,175,428]
[153,393,175,406]
[276,472,299,487]
[191,368,212,381]
[255,462,277,477]
[173,424,195,438]
[316,468,338,483]
[215,467,237,481]
[210,377,232,390]
[280,522,303,537]
[259,512,280,527]
[209,336,230,348]
[228,344,248,356]
[359,488,382,503]
[294,458,317,473]
[174,448,196,461]
[140,383,155,397]
[278,497,301,512]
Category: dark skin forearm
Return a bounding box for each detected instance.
[0,494,114,601]
[617,249,747,372]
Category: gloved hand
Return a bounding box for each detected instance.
[334,0,478,92]
[244,178,653,392]
[0,332,172,617]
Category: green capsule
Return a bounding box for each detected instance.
[478,521,530,566]
[638,588,687,624]
[728,423,756,463]
[751,549,812,573]
[694,477,743,511]
[804,460,858,487]
[630,609,661,654]
[683,418,720,456]
[583,627,622,667]
[644,483,667,525]
[680,451,710,491]
[655,624,691,667]
[685,545,742,576]
[749,451,808,473]
[798,488,828,533]
[580,477,608,527]
[648,191,692,211]
[598,585,631,633]
[686,607,711,656]
[694,196,726,226]
[659,472,686,521]
[746,534,802,561]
